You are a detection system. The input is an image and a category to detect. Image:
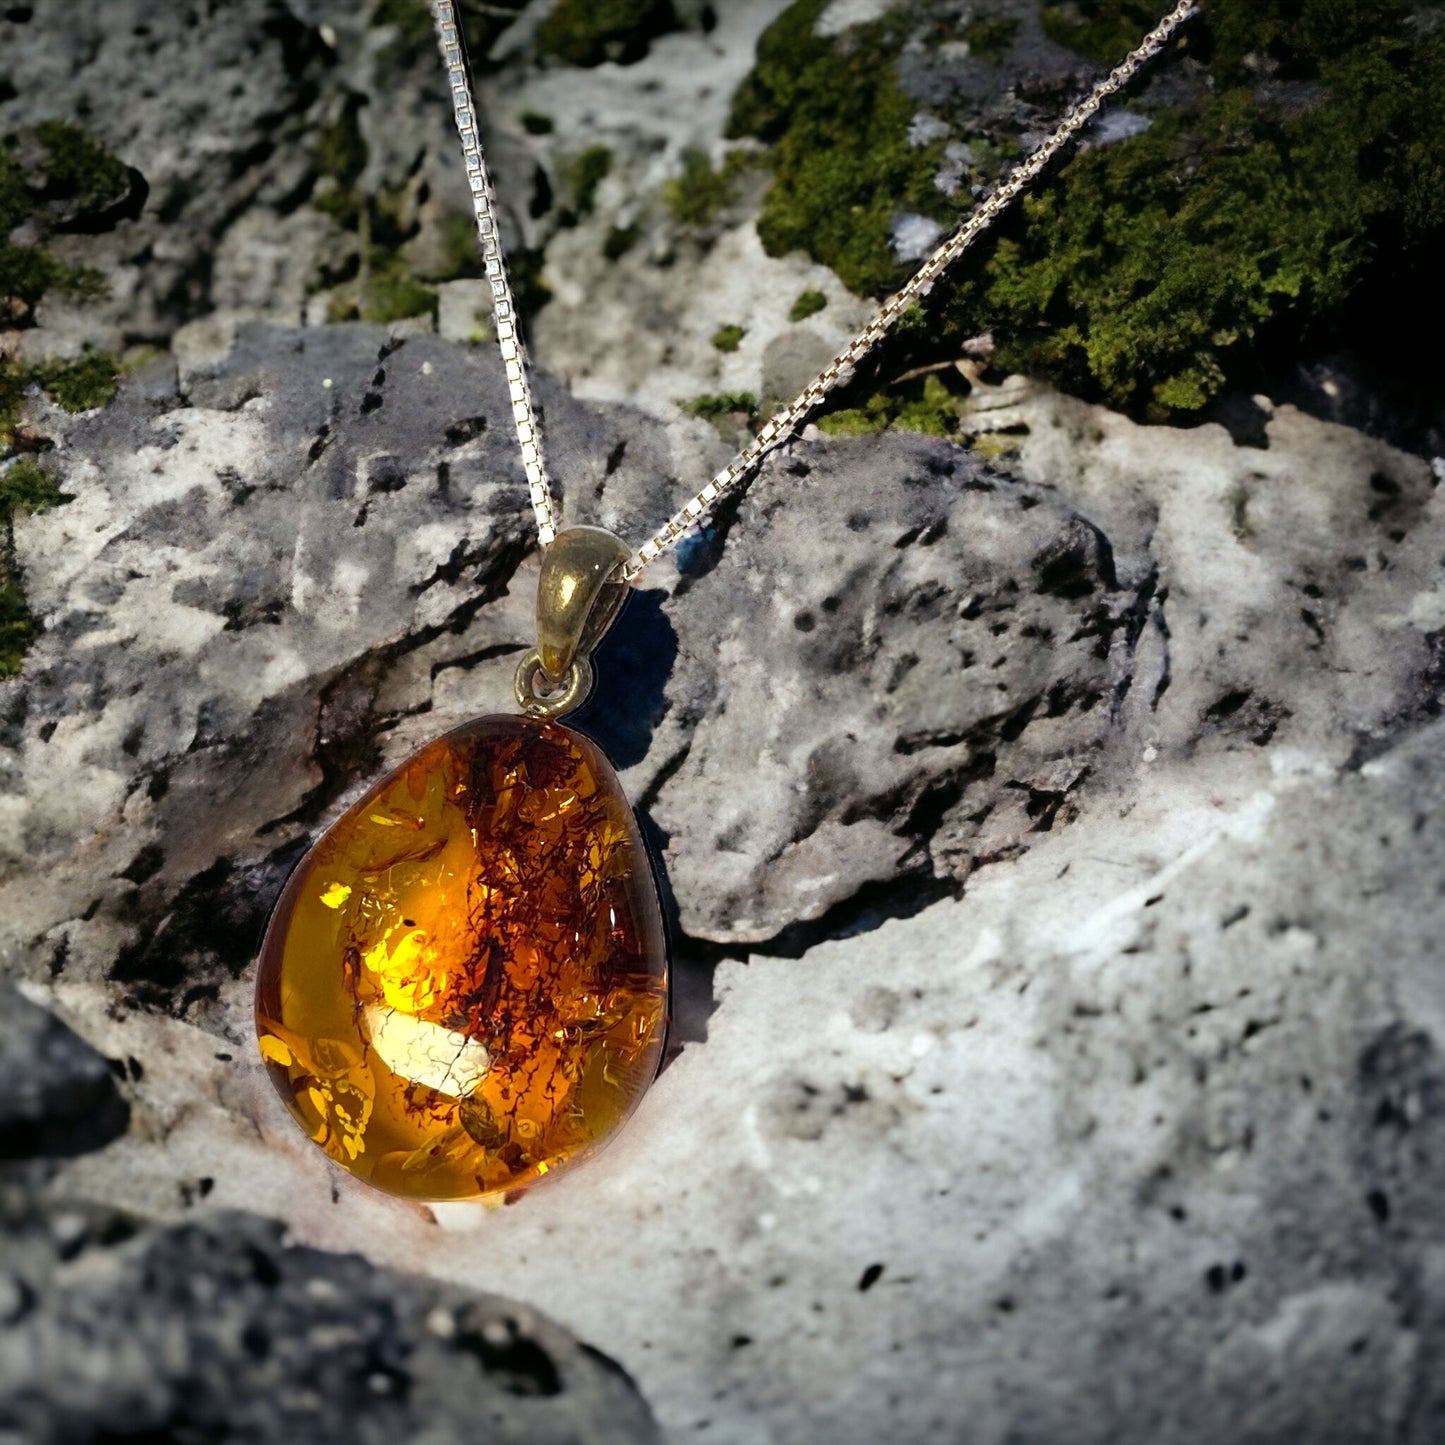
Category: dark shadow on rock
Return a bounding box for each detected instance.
[111,837,310,1020]
[630,806,720,1072]
[568,587,676,770]
[659,944,722,1072]
[1203,391,1273,450]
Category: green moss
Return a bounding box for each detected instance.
[313,97,368,224]
[1039,2,1157,63]
[789,287,828,322]
[0,145,20,236]
[0,368,23,450]
[31,121,130,215]
[0,354,116,675]
[963,15,1019,60]
[1043,0,1415,78]
[521,110,556,136]
[663,147,737,228]
[970,5,1445,414]
[0,242,64,312]
[815,395,892,436]
[0,353,118,460]
[818,373,963,437]
[0,123,127,677]
[728,0,949,296]
[0,456,69,515]
[310,96,457,321]
[0,349,115,487]
[433,210,481,282]
[567,145,613,219]
[1,123,125,318]
[537,0,678,67]
[0,456,71,677]
[603,222,641,261]
[316,100,367,188]
[331,249,437,325]
[32,353,121,413]
[683,391,759,441]
[364,264,435,324]
[737,0,1445,418]
[711,323,746,353]
[0,572,38,677]
[502,244,553,323]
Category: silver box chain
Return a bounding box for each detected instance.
[434,1,557,547]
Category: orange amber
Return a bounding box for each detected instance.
[255,717,668,1201]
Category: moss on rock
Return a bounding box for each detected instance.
[962,15,1019,60]
[0,353,116,677]
[0,456,71,677]
[312,96,368,225]
[663,148,742,228]
[0,570,38,677]
[789,288,828,322]
[537,0,678,68]
[1,122,128,320]
[27,121,131,218]
[31,353,121,414]
[684,391,759,442]
[0,121,128,676]
[817,373,964,438]
[603,223,641,261]
[309,96,445,325]
[359,253,437,325]
[0,455,69,516]
[728,0,945,297]
[733,0,1445,419]
[565,146,613,222]
[372,0,526,71]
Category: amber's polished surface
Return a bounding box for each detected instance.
[255,717,668,1201]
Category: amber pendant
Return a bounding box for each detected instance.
[256,714,668,1201]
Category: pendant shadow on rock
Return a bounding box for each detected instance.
[567,585,675,770]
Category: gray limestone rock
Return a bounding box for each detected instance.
[0,1203,662,1445]
[0,981,128,1161]
[648,431,1130,943]
[4,1,1445,1443]
[0,0,344,355]
[1,322,1154,993]
[4,322,581,1018]
[6,320,1444,1445]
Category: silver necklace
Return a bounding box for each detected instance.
[434,0,1199,569]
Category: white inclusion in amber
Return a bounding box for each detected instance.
[362,1006,491,1098]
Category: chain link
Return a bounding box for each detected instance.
[432,1,557,546]
[433,0,1200,581]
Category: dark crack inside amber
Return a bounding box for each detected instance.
[255,717,668,1202]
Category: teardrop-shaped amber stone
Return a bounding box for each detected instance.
[255,716,668,1202]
